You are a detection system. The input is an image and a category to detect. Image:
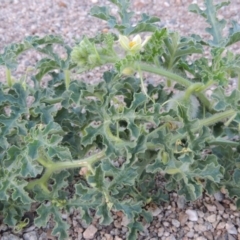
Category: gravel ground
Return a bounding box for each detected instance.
[1,0,240,240]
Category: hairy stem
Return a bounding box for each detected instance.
[238,73,240,91]
[138,62,213,112]
[6,68,13,87]
[208,138,239,147]
[64,69,70,90]
[138,63,192,87]
[26,150,106,192]
[147,109,236,149]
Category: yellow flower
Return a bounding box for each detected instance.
[119,34,151,53]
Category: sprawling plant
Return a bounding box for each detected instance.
[1,0,240,239]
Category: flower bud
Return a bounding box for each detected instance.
[88,54,99,65]
[122,67,135,76]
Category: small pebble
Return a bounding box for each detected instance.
[214,201,225,212]
[204,203,216,212]
[39,232,47,240]
[196,237,207,240]
[150,207,162,217]
[177,196,186,209]
[226,222,238,234]
[166,235,176,240]
[2,234,20,240]
[214,191,224,201]
[179,212,189,226]
[114,237,122,240]
[105,233,113,240]
[207,214,216,223]
[171,219,180,228]
[186,230,194,238]
[198,224,207,232]
[158,227,164,237]
[23,231,38,240]
[83,224,98,239]
[186,209,198,221]
[229,203,237,211]
[228,234,236,240]
[217,221,225,229]
[121,215,130,227]
[163,221,170,227]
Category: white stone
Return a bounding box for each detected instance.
[114,237,122,240]
[204,203,216,212]
[186,209,198,221]
[197,211,204,218]
[177,195,186,209]
[113,220,121,229]
[214,191,224,201]
[164,1,170,7]
[150,207,162,216]
[217,222,225,229]
[198,224,207,232]
[166,235,176,240]
[229,204,237,211]
[179,213,188,225]
[171,219,180,228]
[228,234,236,240]
[207,214,216,223]
[83,225,98,239]
[105,233,113,240]
[39,232,47,240]
[158,227,164,237]
[186,231,194,238]
[163,221,170,227]
[2,234,20,240]
[121,215,130,227]
[226,222,238,234]
[164,232,170,237]
[214,201,225,212]
[23,231,38,240]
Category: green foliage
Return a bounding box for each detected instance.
[1,0,240,239]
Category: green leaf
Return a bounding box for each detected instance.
[226,185,240,198]
[236,198,240,209]
[35,204,51,227]
[191,155,223,182]
[35,204,69,240]
[20,155,43,178]
[212,88,240,111]
[127,221,144,240]
[96,202,113,225]
[35,58,61,81]
[50,170,70,197]
[51,207,69,240]
[233,169,240,185]
[141,210,153,223]
[0,35,64,69]
[146,153,166,174]
[226,20,240,46]
[0,170,32,204]
[90,6,117,28]
[102,160,138,189]
[189,0,230,47]
[114,199,142,220]
[205,179,220,195]
[109,0,130,8]
[178,178,202,201]
[87,165,105,190]
[126,22,159,35]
